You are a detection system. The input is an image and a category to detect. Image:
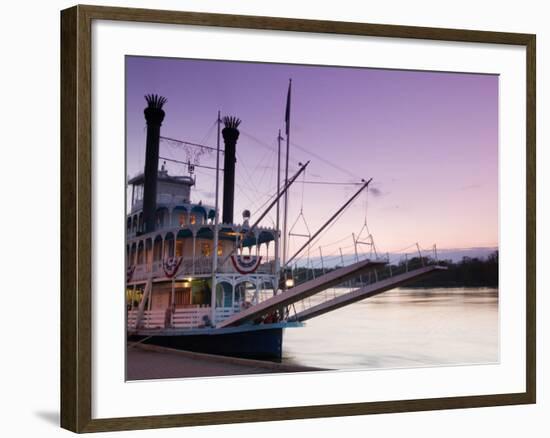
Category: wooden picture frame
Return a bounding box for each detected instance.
[60,4,536,433]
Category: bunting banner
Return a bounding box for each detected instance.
[163,257,183,278]
[230,255,262,274]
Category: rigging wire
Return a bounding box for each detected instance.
[157,127,384,260]
[236,146,274,196]
[160,135,219,154]
[299,180,364,186]
[290,140,363,181]
[288,194,358,267]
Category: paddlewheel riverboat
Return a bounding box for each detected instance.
[126,92,445,359]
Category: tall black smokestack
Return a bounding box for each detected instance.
[142,94,166,233]
[222,116,241,224]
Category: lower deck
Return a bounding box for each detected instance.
[127,273,278,330]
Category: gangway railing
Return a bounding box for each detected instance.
[289,264,448,322]
[216,258,387,328]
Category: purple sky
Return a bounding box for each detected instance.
[126,56,498,258]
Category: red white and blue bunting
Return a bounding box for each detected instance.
[163,257,182,278]
[230,255,262,274]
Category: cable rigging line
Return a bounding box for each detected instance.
[299,180,364,186]
[160,135,220,154]
[286,178,372,267]
[290,140,363,181]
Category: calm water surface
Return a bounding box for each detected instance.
[282,287,499,370]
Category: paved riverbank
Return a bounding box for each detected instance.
[127,343,325,380]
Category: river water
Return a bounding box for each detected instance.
[282,287,499,370]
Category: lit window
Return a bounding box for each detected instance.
[190,214,196,225]
[201,243,211,257]
[217,243,223,256]
[179,214,186,226]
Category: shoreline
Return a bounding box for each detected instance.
[127,343,327,380]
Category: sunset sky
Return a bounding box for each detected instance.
[126,56,498,262]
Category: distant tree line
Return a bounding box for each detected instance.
[404,251,499,288]
[291,251,498,289]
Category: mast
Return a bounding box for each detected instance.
[282,79,292,267]
[211,111,222,324]
[275,129,282,275]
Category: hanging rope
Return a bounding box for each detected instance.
[287,167,312,263]
[353,187,379,259]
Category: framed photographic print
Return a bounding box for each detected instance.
[60,4,536,433]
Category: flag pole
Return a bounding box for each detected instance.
[282,78,292,268]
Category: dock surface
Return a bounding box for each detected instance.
[127,343,324,380]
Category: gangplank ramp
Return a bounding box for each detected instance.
[217,259,387,328]
[289,265,447,322]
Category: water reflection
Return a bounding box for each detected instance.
[282,288,499,370]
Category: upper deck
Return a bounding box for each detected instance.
[127,165,279,282]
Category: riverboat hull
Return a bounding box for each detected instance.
[128,323,300,360]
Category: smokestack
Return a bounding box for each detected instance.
[142,94,166,233]
[221,116,241,224]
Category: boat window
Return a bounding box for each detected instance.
[165,237,175,258]
[134,184,143,203]
[216,282,233,307]
[234,281,256,306]
[153,239,162,261]
[137,242,144,264]
[174,288,191,307]
[201,243,211,257]
[129,245,137,265]
[175,240,184,257]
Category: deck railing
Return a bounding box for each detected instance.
[171,306,211,328]
[127,309,167,329]
[128,257,276,281]
[127,304,243,330]
[214,306,241,321]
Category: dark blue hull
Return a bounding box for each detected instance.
[131,326,284,360]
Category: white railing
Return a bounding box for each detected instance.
[127,309,168,329]
[127,310,138,329]
[128,305,245,330]
[143,309,167,329]
[171,306,211,329]
[214,306,240,322]
[216,259,276,275]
